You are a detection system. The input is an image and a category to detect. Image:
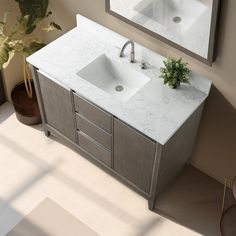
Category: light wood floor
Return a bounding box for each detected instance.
[0,102,232,236]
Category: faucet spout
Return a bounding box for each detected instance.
[119,40,135,63]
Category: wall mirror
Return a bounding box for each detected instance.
[106,0,221,65]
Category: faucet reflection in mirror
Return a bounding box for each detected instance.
[106,0,221,65]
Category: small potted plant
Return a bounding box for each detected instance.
[159,57,190,89]
[0,0,61,125]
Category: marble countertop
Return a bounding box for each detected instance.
[27,15,211,145]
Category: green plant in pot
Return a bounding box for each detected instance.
[159,57,190,89]
[0,0,61,125]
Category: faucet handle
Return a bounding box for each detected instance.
[140,60,150,69]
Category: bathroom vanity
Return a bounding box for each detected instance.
[27,15,212,210]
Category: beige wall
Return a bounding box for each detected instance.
[2,0,236,184]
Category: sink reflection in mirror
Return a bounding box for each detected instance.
[107,0,219,64]
[133,0,208,35]
[77,54,150,102]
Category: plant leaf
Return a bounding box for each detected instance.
[22,41,45,57]
[50,22,62,30]
[0,41,11,70]
[42,22,62,32]
[15,0,49,18]
[14,0,49,34]
[2,50,15,69]
[0,22,5,34]
[0,11,11,34]
[159,57,190,88]
[46,11,52,17]
[13,15,30,34]
[3,11,11,23]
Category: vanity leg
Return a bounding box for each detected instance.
[45,129,50,137]
[30,66,50,138]
[148,198,156,211]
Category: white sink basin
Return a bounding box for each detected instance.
[77,54,150,101]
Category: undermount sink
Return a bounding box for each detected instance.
[77,54,150,102]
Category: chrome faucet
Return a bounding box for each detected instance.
[119,40,135,63]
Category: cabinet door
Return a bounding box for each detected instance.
[114,118,156,194]
[37,72,76,142]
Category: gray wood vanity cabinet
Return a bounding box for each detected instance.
[113,118,156,194]
[32,68,204,210]
[74,94,113,167]
[35,71,77,142]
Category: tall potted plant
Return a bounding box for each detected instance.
[0,0,61,125]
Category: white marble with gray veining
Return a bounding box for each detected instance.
[27,15,211,145]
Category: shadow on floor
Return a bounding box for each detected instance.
[131,217,165,236]
[0,198,23,233]
[0,102,14,124]
[154,165,235,236]
[0,198,55,236]
[0,131,156,233]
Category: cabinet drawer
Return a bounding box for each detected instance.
[74,94,112,133]
[76,113,112,150]
[78,131,111,167]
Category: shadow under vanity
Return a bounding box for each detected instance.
[28,15,211,210]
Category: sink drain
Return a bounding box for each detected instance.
[115,85,124,92]
[173,16,182,23]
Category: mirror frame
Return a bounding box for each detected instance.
[105,0,221,65]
